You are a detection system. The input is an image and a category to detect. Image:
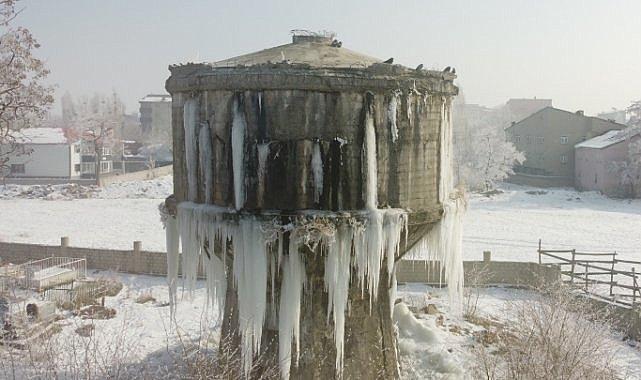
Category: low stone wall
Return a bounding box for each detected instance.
[396,259,561,288]
[99,165,172,187]
[1,240,558,289]
[507,173,574,188]
[1,177,96,186]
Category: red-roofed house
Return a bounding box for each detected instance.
[575,128,641,197]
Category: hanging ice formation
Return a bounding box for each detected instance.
[165,92,462,380]
[232,96,247,210]
[311,141,323,204]
[406,96,467,305]
[387,91,400,143]
[199,123,213,204]
[183,99,199,202]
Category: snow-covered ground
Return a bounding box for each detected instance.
[396,284,641,379]
[464,184,641,262]
[1,179,639,264]
[3,276,638,379]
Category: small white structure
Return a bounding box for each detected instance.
[3,127,82,178]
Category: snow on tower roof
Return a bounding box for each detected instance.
[575,127,640,149]
[140,94,172,103]
[13,127,70,144]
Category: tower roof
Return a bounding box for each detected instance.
[210,33,381,69]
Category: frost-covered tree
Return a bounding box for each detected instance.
[459,125,525,191]
[0,0,54,175]
[611,136,641,197]
[627,100,641,127]
[453,94,525,191]
[66,91,125,183]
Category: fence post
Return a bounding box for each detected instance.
[483,251,491,263]
[570,249,576,284]
[610,252,616,296]
[633,267,637,307]
[61,236,69,256]
[133,241,142,255]
[584,263,589,292]
[538,239,542,264]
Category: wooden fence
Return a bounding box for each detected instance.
[538,240,641,308]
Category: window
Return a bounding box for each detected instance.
[74,164,81,172]
[515,135,521,143]
[10,164,25,174]
[102,147,111,156]
[560,136,568,144]
[536,136,544,144]
[100,161,111,173]
[526,135,532,144]
[74,144,80,153]
[560,155,568,164]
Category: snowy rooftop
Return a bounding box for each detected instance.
[14,127,70,145]
[140,94,171,103]
[575,128,640,149]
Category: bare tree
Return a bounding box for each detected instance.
[627,100,641,128]
[611,136,641,197]
[0,0,54,176]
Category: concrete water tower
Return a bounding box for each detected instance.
[165,30,458,379]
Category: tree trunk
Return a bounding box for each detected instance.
[219,251,399,380]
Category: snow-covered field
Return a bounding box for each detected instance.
[463,184,641,262]
[1,178,639,264]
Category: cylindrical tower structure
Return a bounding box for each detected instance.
[165,32,458,379]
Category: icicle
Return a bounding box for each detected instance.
[232,97,247,210]
[279,234,306,380]
[388,91,400,143]
[406,92,413,129]
[166,215,180,318]
[363,106,378,210]
[199,123,213,204]
[184,99,199,201]
[324,225,352,377]
[311,141,323,204]
[232,218,268,377]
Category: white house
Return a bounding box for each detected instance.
[3,128,82,178]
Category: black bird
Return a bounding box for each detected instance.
[383,57,394,64]
[416,64,424,70]
[443,66,451,73]
[452,68,456,74]
[336,41,342,48]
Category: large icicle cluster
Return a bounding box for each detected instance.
[166,205,408,379]
[406,97,467,304]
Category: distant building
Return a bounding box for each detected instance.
[79,139,114,178]
[505,107,626,187]
[597,109,627,125]
[139,94,171,143]
[2,128,82,178]
[504,98,553,124]
[575,128,641,197]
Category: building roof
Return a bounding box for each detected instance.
[209,33,381,69]
[505,107,628,131]
[575,127,641,149]
[14,128,71,144]
[140,94,172,103]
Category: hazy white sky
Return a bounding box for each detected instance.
[20,0,641,116]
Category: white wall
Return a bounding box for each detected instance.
[6,143,74,178]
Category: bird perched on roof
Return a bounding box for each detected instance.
[383,57,394,64]
[416,64,424,71]
[452,68,456,74]
[443,66,451,73]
